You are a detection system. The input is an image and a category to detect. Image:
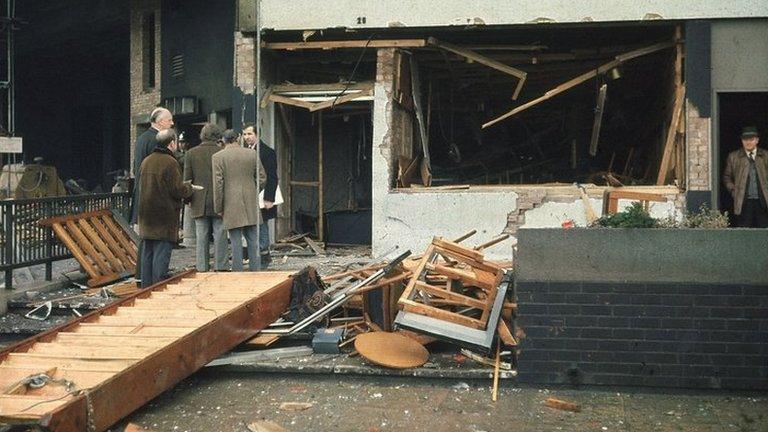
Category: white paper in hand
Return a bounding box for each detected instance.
[191,184,204,191]
[259,185,284,209]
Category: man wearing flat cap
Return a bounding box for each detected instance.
[723,126,768,227]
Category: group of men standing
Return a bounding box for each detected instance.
[131,107,278,287]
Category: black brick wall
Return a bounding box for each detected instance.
[515,281,768,390]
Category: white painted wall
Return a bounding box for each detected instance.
[261,0,768,31]
[373,191,519,259]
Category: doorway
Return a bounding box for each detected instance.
[717,92,768,222]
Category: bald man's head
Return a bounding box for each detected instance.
[156,128,178,152]
[150,108,174,131]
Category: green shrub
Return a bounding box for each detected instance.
[595,202,657,228]
[594,203,729,229]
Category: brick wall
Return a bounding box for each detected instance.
[129,0,162,173]
[516,281,768,389]
[234,32,255,94]
[686,102,711,191]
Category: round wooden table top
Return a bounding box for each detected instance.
[354,331,430,369]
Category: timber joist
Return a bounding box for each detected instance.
[0,270,294,431]
[39,210,138,287]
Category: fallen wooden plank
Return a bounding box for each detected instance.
[0,271,294,431]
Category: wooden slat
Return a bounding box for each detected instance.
[50,223,102,277]
[307,88,374,112]
[432,237,485,262]
[38,209,111,227]
[268,94,318,110]
[400,299,486,329]
[414,281,487,310]
[428,37,526,80]
[64,219,115,278]
[1,356,130,373]
[272,81,374,93]
[89,216,135,267]
[71,326,193,337]
[77,219,125,273]
[101,215,138,262]
[400,244,436,301]
[426,263,494,291]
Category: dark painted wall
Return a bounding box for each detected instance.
[13,0,130,191]
[515,228,768,390]
[161,0,235,118]
[516,280,768,390]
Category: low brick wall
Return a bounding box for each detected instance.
[515,228,768,390]
[516,282,768,390]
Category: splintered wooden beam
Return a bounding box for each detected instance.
[272,82,374,93]
[589,83,608,156]
[268,94,317,110]
[262,39,427,50]
[428,37,527,100]
[428,37,526,80]
[656,86,686,185]
[308,89,374,112]
[482,41,675,129]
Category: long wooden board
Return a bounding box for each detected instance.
[0,270,294,431]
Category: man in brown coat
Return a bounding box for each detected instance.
[183,124,227,271]
[723,126,768,227]
[213,130,267,271]
[138,129,195,287]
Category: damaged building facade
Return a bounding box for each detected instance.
[129,1,768,257]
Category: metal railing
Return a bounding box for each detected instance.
[0,193,131,289]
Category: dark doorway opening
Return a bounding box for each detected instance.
[717,92,768,222]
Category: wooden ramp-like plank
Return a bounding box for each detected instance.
[0,270,294,431]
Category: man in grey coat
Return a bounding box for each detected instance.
[183,123,227,271]
[723,126,768,227]
[213,130,267,271]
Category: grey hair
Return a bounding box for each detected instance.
[156,128,178,147]
[150,108,171,124]
[200,123,224,143]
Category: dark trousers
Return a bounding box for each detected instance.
[140,239,173,287]
[737,199,768,228]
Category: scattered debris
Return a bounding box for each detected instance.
[247,420,289,432]
[544,397,582,413]
[24,301,52,321]
[124,423,156,432]
[278,402,314,411]
[207,347,314,367]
